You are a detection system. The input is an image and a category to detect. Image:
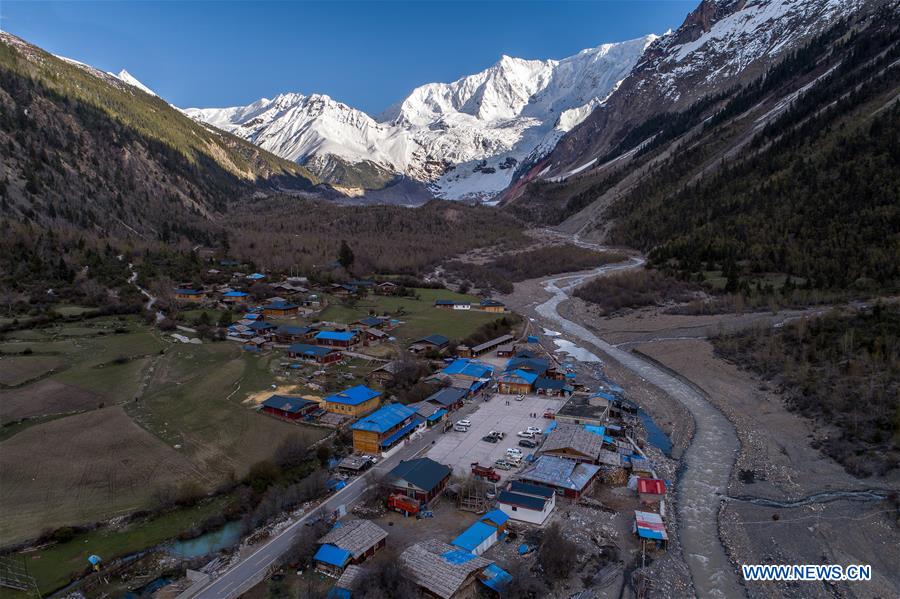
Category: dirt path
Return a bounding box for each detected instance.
[508,247,745,599]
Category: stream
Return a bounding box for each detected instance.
[727,489,893,508]
[532,253,746,599]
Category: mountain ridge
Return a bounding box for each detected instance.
[184,35,655,200]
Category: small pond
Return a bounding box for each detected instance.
[167,521,242,559]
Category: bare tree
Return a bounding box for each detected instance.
[538,522,577,581]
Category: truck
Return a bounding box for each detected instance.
[470,462,501,482]
[387,493,421,516]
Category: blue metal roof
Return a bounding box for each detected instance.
[327,385,381,406]
[500,369,539,384]
[480,509,509,527]
[418,334,449,346]
[451,521,496,552]
[174,288,203,295]
[519,455,601,491]
[262,395,316,414]
[289,343,334,358]
[441,549,478,565]
[388,458,451,492]
[351,403,415,433]
[498,490,548,511]
[316,331,356,342]
[266,301,298,310]
[584,425,607,438]
[278,325,312,335]
[425,386,467,406]
[442,359,493,379]
[509,480,555,498]
[506,357,549,374]
[314,544,351,567]
[427,408,447,422]
[535,377,572,391]
[246,273,266,280]
[481,564,512,592]
[379,418,419,447]
[357,316,384,327]
[223,291,248,297]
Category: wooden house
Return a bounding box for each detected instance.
[374,281,399,295]
[274,325,317,344]
[260,395,318,421]
[174,288,205,303]
[325,385,382,417]
[315,330,359,348]
[399,540,492,599]
[314,519,388,577]
[287,343,342,364]
[386,457,451,504]
[479,299,507,313]
[351,403,417,455]
[263,301,300,318]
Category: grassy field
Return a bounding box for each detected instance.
[318,288,504,344]
[0,355,66,386]
[127,342,327,480]
[0,498,228,597]
[0,379,101,423]
[0,407,207,546]
[0,318,325,548]
[0,321,165,424]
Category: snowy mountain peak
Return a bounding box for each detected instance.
[115,69,157,97]
[186,35,654,200]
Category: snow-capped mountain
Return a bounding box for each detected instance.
[184,35,654,200]
[534,0,857,181]
[113,69,157,97]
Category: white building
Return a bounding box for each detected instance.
[498,481,556,525]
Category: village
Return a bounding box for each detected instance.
[158,265,674,599]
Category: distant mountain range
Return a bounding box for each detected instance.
[181,0,861,203]
[184,36,654,201]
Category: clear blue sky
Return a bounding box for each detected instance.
[1,1,695,114]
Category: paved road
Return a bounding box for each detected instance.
[193,402,483,599]
[518,252,745,599]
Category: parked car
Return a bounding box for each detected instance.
[493,459,513,470]
[454,424,469,432]
[506,447,523,458]
[526,426,543,435]
[482,434,500,443]
[543,411,555,419]
[518,439,538,449]
[517,431,535,438]
[456,419,471,427]
[515,395,525,401]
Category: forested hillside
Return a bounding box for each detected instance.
[603,10,900,293]
[0,33,318,243]
[714,305,900,477]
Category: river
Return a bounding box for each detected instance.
[531,254,745,599]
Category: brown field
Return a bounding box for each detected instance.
[0,406,206,546]
[0,379,101,423]
[0,355,66,387]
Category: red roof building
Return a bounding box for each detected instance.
[637,478,667,505]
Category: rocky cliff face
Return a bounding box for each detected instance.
[521,0,854,185]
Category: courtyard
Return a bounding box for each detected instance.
[426,393,565,480]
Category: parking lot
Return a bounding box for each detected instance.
[426,393,564,480]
